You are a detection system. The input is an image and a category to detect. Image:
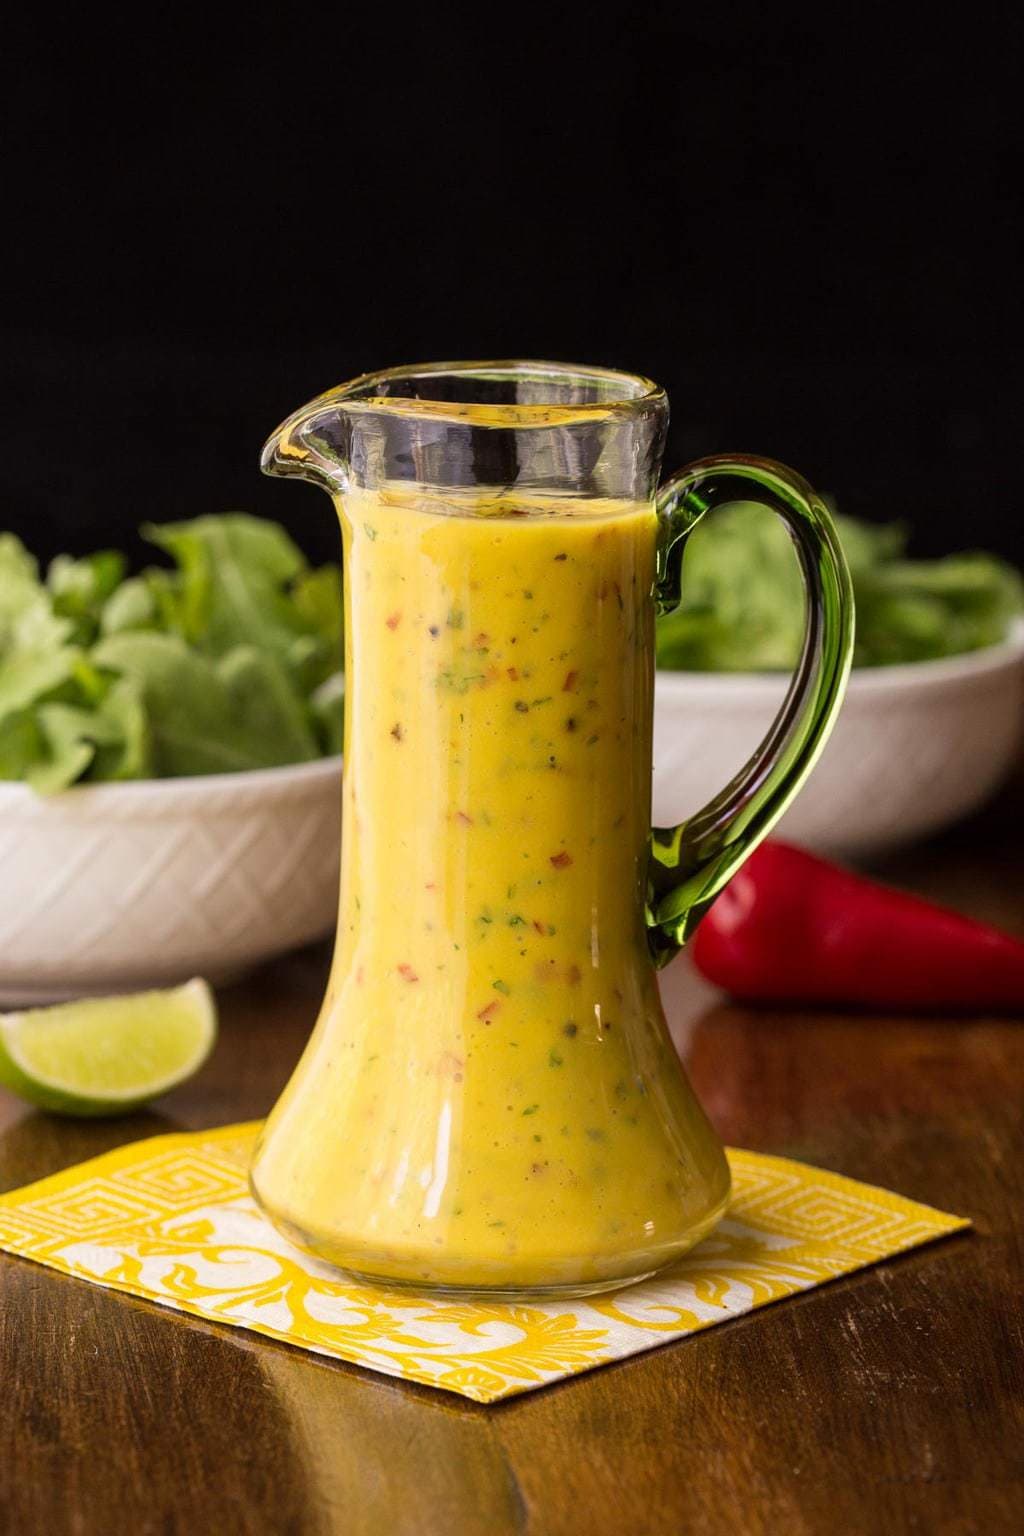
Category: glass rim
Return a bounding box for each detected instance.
[308,359,667,425]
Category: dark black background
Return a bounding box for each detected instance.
[3,9,1022,570]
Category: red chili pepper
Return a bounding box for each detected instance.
[691,841,1024,1011]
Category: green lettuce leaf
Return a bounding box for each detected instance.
[87,679,153,783]
[656,504,805,671]
[92,631,317,777]
[100,575,161,635]
[656,503,1024,672]
[142,513,311,661]
[217,646,319,765]
[27,701,124,794]
[0,535,43,646]
[3,679,154,795]
[2,514,344,792]
[47,550,126,643]
[0,710,47,781]
[288,565,345,690]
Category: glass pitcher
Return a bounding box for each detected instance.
[250,361,853,1298]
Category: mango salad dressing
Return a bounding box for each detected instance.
[251,483,730,1292]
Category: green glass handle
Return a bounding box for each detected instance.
[647,454,855,966]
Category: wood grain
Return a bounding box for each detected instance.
[1,784,1022,1535]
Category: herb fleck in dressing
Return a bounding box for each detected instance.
[251,484,730,1291]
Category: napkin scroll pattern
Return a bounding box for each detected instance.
[0,1122,967,1402]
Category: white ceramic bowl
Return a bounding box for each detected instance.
[0,758,342,1005]
[653,622,1024,860]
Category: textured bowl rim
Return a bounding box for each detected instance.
[0,752,343,809]
[655,618,1024,700]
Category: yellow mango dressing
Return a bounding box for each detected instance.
[251,482,731,1293]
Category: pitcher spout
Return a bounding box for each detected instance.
[260,386,353,492]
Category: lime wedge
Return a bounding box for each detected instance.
[0,978,216,1116]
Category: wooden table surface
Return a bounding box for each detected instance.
[2,785,1022,1535]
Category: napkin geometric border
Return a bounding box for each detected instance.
[0,1122,969,1403]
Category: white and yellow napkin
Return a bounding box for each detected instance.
[0,1122,967,1402]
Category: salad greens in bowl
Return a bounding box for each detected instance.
[655,503,1023,673]
[652,504,1024,858]
[0,514,343,794]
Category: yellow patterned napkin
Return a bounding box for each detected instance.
[0,1122,967,1402]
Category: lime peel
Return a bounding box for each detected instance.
[0,977,216,1117]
